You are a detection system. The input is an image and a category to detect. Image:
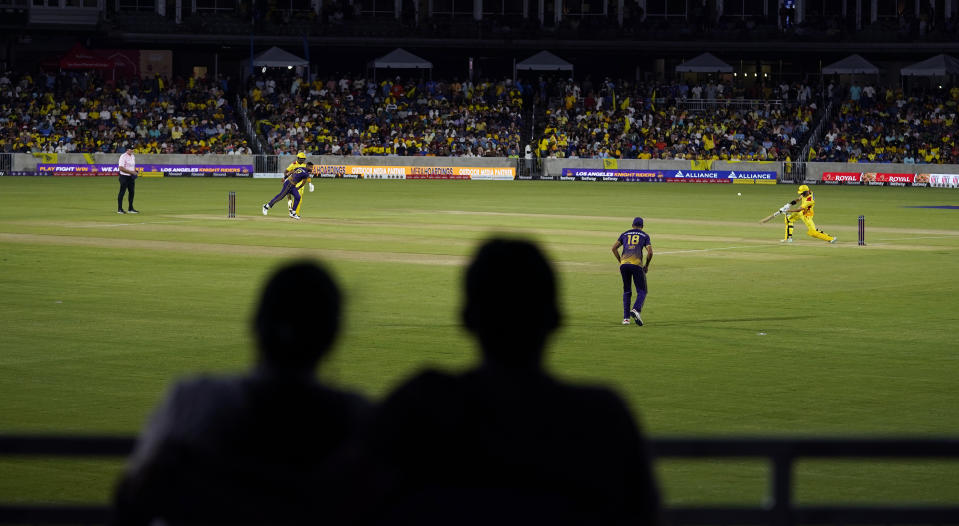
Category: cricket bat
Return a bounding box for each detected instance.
[759,210,781,224]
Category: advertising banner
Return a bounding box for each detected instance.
[310,165,515,181]
[869,173,915,186]
[822,172,862,184]
[923,173,959,188]
[140,50,173,80]
[38,164,119,176]
[560,169,777,184]
[158,164,253,177]
[822,171,941,187]
[670,170,777,184]
[37,163,253,177]
[559,169,668,182]
[910,173,929,187]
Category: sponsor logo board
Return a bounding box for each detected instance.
[922,174,959,188]
[38,163,253,177]
[561,169,775,183]
[873,173,915,184]
[822,172,862,183]
[308,165,515,180]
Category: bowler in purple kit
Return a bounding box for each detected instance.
[611,217,653,326]
[262,162,313,220]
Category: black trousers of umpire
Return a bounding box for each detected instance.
[118,174,136,210]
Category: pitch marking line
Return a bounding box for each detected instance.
[873,235,959,241]
[658,244,780,255]
[93,220,195,228]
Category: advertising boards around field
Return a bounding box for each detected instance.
[37,163,253,177]
[560,169,667,182]
[38,164,119,176]
[519,174,558,181]
[559,169,777,183]
[672,170,778,184]
[822,172,863,185]
[161,164,253,177]
[870,173,915,186]
[924,173,959,188]
[308,165,515,180]
[823,171,939,187]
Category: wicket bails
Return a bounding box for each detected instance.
[858,215,865,246]
[228,191,236,218]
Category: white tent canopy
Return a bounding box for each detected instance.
[822,54,878,75]
[370,48,432,81]
[515,50,574,72]
[371,48,433,70]
[900,54,959,77]
[252,46,308,68]
[675,53,732,73]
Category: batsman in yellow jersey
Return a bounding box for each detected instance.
[782,185,837,243]
[285,152,314,216]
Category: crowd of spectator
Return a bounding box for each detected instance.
[532,78,815,161]
[6,65,959,167]
[811,83,959,164]
[245,71,526,157]
[0,70,252,155]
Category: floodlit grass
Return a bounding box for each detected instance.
[1,176,958,506]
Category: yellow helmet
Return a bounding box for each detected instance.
[296,152,307,160]
[797,184,810,194]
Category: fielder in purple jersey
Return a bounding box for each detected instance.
[262,162,313,220]
[611,217,653,326]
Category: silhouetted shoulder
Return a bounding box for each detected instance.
[371,369,458,434]
[366,369,659,525]
[118,374,371,526]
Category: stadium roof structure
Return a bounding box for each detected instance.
[252,47,308,68]
[822,54,879,75]
[900,54,959,77]
[674,53,732,73]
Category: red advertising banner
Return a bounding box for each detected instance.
[822,172,862,183]
[59,43,140,79]
[822,172,925,186]
[871,173,915,184]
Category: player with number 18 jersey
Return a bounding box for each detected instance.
[612,217,653,326]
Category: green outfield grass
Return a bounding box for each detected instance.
[1,176,958,507]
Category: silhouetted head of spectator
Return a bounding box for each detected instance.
[462,239,561,368]
[253,260,341,376]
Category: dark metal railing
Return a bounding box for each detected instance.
[678,98,785,112]
[1,435,958,525]
[253,154,278,175]
[0,153,12,175]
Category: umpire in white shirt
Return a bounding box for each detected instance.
[117,149,139,214]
